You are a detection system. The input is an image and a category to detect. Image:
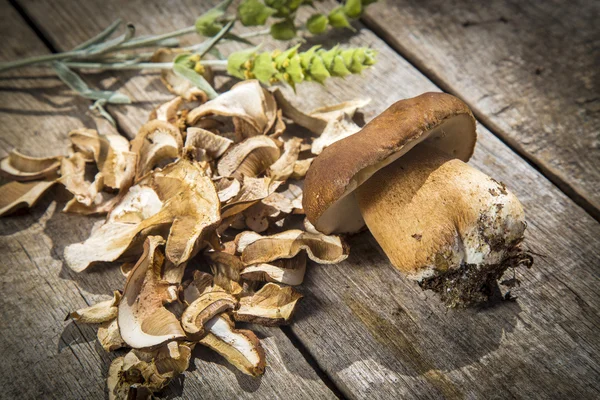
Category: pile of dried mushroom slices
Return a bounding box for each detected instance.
[0,80,369,399]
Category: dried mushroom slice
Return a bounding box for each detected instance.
[98,318,127,352]
[187,80,277,140]
[107,341,193,400]
[243,189,299,232]
[280,184,303,213]
[59,153,117,214]
[237,229,349,265]
[0,150,61,181]
[118,236,185,349]
[272,87,368,133]
[234,283,303,326]
[68,290,121,324]
[67,127,136,190]
[181,291,237,337]
[205,251,245,295]
[240,253,307,286]
[64,159,220,274]
[290,158,313,179]
[184,127,233,162]
[131,120,183,180]
[183,270,215,302]
[221,176,281,219]
[215,177,241,203]
[268,137,302,181]
[149,96,183,124]
[217,136,281,179]
[199,315,266,377]
[311,112,362,155]
[0,180,56,217]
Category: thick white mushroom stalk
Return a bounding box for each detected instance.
[356,145,532,307]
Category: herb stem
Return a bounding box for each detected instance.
[64,59,227,70]
[117,26,197,49]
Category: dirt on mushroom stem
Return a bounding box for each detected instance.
[419,246,533,307]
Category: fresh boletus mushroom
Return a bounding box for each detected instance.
[303,92,531,307]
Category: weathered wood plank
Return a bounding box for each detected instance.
[9,0,600,398]
[361,0,600,219]
[0,3,336,399]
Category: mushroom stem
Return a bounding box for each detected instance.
[355,145,529,307]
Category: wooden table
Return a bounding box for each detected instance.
[1,0,598,398]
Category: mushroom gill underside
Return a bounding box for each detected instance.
[355,144,532,307]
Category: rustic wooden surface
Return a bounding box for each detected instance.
[362,0,600,219]
[0,2,337,399]
[1,0,599,399]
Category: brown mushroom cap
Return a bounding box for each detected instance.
[303,92,477,234]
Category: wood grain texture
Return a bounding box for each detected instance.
[361,0,600,219]
[8,0,600,398]
[0,3,336,400]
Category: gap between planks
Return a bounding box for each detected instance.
[3,0,347,397]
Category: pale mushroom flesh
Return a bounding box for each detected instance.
[356,144,531,307]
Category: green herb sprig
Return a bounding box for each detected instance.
[0,0,378,123]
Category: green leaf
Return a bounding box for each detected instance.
[328,6,353,30]
[330,54,351,77]
[300,45,320,69]
[306,14,328,34]
[227,46,260,79]
[238,0,276,26]
[172,64,219,99]
[361,0,378,6]
[318,46,339,69]
[286,55,304,83]
[89,99,117,127]
[52,62,131,104]
[307,56,330,83]
[195,0,233,36]
[73,19,122,51]
[344,0,362,19]
[252,51,278,84]
[270,19,297,40]
[274,44,300,67]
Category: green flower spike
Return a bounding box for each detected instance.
[227,45,378,88]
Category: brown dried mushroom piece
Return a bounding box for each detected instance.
[268,137,302,181]
[240,252,307,286]
[187,80,277,140]
[304,92,531,307]
[0,180,56,217]
[205,250,245,296]
[149,96,183,124]
[64,159,220,274]
[68,127,136,191]
[220,176,281,219]
[184,127,233,162]
[235,283,303,326]
[217,135,281,179]
[108,341,193,400]
[130,120,183,181]
[98,318,127,352]
[199,315,266,377]
[181,290,237,337]
[59,153,120,215]
[118,236,185,349]
[271,87,369,154]
[215,177,241,203]
[68,290,121,324]
[236,229,349,265]
[0,150,61,181]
